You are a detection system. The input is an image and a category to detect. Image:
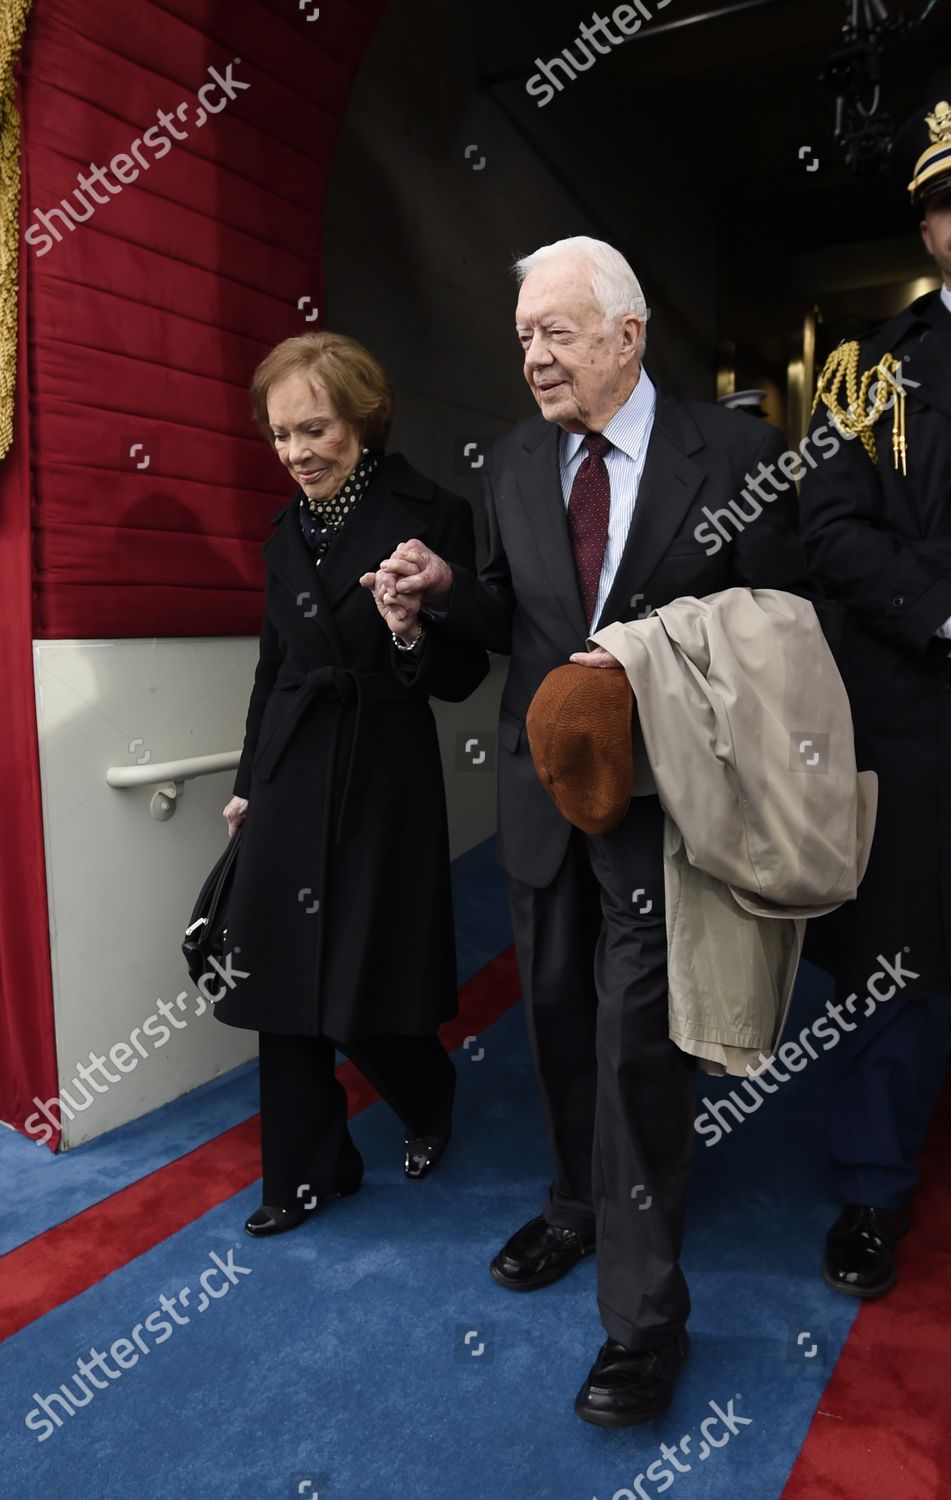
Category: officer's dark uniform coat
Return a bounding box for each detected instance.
[799,289,951,997]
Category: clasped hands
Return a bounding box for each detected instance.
[359,539,621,667]
[359,539,452,640]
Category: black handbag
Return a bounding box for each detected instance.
[182,827,243,983]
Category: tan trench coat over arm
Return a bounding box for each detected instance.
[592,587,878,1077]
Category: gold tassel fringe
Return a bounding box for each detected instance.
[0,0,32,463]
[812,341,908,474]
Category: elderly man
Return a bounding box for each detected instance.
[362,236,806,1425]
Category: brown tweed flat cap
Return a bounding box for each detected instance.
[525,664,635,836]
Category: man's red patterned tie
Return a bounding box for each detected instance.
[567,432,611,627]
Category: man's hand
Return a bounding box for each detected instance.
[366,539,454,609]
[569,647,623,669]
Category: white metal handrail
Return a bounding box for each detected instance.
[106,751,240,788]
[106,751,241,820]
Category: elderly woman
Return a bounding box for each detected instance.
[217,331,488,1237]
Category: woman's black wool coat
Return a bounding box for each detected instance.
[214,452,489,1040]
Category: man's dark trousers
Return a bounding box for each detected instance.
[507,794,696,1351]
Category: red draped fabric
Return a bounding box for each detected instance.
[0,0,388,1143]
[0,130,60,1147]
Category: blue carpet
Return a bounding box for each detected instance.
[4,835,949,1499]
[4,963,870,1500]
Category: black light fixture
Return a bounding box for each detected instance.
[819,0,941,174]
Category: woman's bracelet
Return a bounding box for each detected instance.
[392,621,425,652]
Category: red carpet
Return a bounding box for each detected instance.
[782,1085,951,1500]
[0,946,518,1343]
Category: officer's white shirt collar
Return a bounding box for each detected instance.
[941,283,951,317]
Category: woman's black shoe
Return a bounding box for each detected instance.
[245,1153,364,1236]
[244,1203,308,1237]
[403,1120,452,1180]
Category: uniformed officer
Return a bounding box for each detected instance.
[798,99,951,1299]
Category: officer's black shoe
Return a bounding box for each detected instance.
[822,1203,912,1298]
[574,1331,691,1428]
[490,1215,596,1290]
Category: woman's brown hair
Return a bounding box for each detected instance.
[250,331,394,450]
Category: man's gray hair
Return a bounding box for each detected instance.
[514,236,650,359]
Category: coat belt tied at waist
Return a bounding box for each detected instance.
[253,666,423,841]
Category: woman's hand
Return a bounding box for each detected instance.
[359,565,423,642]
[223,795,248,838]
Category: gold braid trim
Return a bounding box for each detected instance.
[0,0,32,463]
[812,341,908,474]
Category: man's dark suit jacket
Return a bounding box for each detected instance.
[434,387,809,888]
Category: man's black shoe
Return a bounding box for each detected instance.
[490,1214,595,1290]
[574,1330,690,1428]
[822,1203,912,1299]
